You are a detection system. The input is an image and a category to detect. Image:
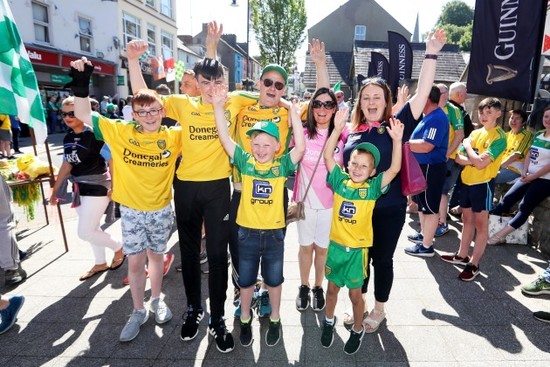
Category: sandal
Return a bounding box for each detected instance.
[110,252,126,270]
[343,308,369,327]
[79,264,109,281]
[363,308,386,334]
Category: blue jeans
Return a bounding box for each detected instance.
[238,227,285,288]
[495,168,520,184]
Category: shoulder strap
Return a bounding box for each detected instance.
[299,136,329,201]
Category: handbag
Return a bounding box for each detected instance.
[286,138,328,225]
[400,142,427,196]
[488,214,528,245]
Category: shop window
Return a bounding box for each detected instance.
[79,17,93,53]
[32,1,49,43]
[161,30,173,59]
[160,0,172,18]
[354,25,366,41]
[147,23,156,56]
[123,13,141,47]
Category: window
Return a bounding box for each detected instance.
[146,0,155,8]
[161,30,173,59]
[147,24,156,56]
[32,2,49,43]
[160,0,172,18]
[122,13,141,46]
[354,25,366,41]
[78,17,93,53]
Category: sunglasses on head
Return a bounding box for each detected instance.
[262,78,285,91]
[312,100,336,109]
[61,111,75,118]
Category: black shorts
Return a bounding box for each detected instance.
[459,181,495,213]
[413,163,446,215]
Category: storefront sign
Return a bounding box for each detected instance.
[117,75,125,86]
[121,58,152,75]
[50,74,72,84]
[26,47,59,66]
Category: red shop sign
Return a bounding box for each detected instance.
[26,47,59,66]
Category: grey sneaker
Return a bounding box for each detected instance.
[120,309,149,342]
[150,298,172,324]
[296,285,310,311]
[4,266,27,286]
[311,287,326,312]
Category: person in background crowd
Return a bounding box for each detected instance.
[122,96,133,121]
[105,104,120,119]
[0,115,13,159]
[9,116,22,154]
[302,91,312,101]
[180,69,201,96]
[100,96,110,115]
[47,96,59,134]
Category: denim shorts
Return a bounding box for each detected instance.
[120,204,174,255]
[238,227,285,288]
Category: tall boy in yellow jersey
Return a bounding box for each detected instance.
[70,58,181,343]
[441,97,506,282]
[212,84,305,348]
[321,109,403,355]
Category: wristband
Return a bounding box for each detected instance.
[424,54,438,60]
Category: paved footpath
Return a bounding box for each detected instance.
[1,134,549,366]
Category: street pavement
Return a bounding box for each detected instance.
[1,133,549,366]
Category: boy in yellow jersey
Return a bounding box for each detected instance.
[212,84,305,348]
[441,97,506,281]
[69,58,181,343]
[321,109,403,355]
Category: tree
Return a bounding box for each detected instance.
[250,0,307,69]
[435,0,474,51]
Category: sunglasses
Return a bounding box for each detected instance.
[134,108,162,117]
[61,111,75,118]
[312,100,336,109]
[262,78,285,91]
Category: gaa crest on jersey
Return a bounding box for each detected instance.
[377,126,386,135]
[325,265,331,276]
[271,166,280,176]
[224,110,231,122]
[358,188,367,199]
[272,107,280,114]
[157,140,167,150]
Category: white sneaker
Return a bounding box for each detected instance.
[120,309,149,342]
[150,298,172,324]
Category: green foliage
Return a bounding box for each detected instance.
[250,0,307,69]
[435,0,474,51]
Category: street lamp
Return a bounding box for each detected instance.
[230,0,251,80]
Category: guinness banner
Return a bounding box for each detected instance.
[388,31,412,96]
[369,52,390,81]
[468,0,547,103]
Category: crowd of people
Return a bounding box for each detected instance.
[2,21,550,355]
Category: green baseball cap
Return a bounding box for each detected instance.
[352,142,381,168]
[260,64,288,83]
[246,120,280,141]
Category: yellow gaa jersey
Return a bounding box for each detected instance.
[460,126,506,185]
[327,167,387,248]
[231,95,308,183]
[0,114,11,131]
[442,102,464,159]
[233,145,296,229]
[162,93,256,181]
[502,128,533,174]
[92,114,182,211]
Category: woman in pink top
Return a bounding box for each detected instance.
[294,87,348,312]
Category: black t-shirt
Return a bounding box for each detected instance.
[343,103,419,209]
[63,127,108,196]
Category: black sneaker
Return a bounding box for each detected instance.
[296,285,310,311]
[4,266,27,286]
[458,263,480,282]
[343,326,364,355]
[321,318,335,348]
[209,318,235,353]
[239,319,253,347]
[180,306,204,341]
[311,286,326,311]
[440,252,470,266]
[265,319,281,346]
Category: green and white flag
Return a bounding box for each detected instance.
[0,0,47,144]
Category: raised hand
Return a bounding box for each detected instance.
[206,21,223,50]
[211,83,228,108]
[309,38,326,65]
[386,117,404,141]
[289,100,303,126]
[397,84,411,104]
[126,40,149,61]
[426,29,447,54]
[70,56,92,71]
[334,108,348,131]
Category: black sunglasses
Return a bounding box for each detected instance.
[312,100,336,109]
[61,111,76,118]
[262,78,285,91]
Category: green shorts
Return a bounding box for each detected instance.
[325,241,368,289]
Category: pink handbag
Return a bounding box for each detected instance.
[400,142,427,196]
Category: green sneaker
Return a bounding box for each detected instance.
[521,276,550,296]
[265,319,281,346]
[320,317,335,348]
[343,326,364,355]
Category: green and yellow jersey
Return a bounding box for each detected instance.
[442,102,464,159]
[459,126,506,185]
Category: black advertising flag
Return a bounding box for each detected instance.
[467,0,547,103]
[388,31,413,96]
[370,52,390,81]
[367,61,375,77]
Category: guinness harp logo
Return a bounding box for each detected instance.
[486,64,518,85]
